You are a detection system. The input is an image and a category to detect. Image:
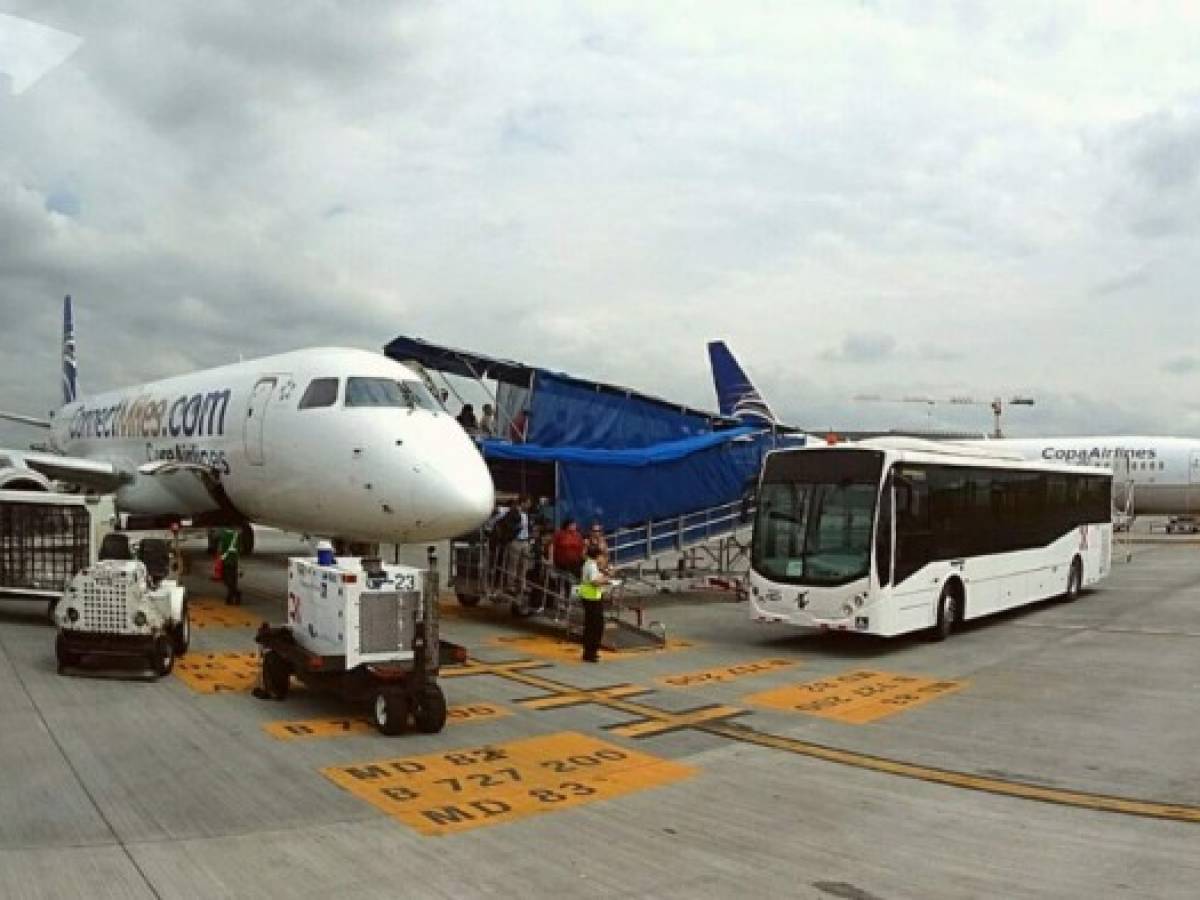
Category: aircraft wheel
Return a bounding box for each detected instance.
[372,689,409,736]
[413,683,448,734]
[456,593,481,607]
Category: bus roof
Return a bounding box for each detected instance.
[769,439,1112,478]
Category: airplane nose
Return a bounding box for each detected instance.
[417,440,494,537]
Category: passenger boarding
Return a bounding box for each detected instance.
[0,298,494,545]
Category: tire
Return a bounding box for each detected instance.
[150,634,175,677]
[456,593,481,608]
[412,683,448,734]
[1063,558,1082,602]
[931,586,959,642]
[54,633,77,674]
[372,689,409,736]
[171,604,190,657]
[262,650,291,700]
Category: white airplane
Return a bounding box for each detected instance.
[0,298,495,546]
[708,340,1200,519]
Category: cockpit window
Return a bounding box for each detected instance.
[345,377,439,411]
[298,377,339,409]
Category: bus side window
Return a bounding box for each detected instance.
[894,468,931,584]
[875,474,893,587]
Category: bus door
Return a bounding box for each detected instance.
[874,471,893,590]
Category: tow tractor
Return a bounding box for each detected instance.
[54,536,190,676]
[254,550,454,736]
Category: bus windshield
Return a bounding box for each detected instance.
[752,450,883,586]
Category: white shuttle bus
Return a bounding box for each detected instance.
[748,439,1112,639]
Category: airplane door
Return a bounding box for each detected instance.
[244,377,278,466]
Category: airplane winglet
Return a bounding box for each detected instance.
[0,410,52,429]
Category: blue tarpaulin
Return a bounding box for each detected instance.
[527,371,726,449]
[481,428,790,531]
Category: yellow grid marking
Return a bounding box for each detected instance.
[608,705,745,739]
[264,703,510,741]
[746,669,964,724]
[520,685,648,711]
[487,633,695,664]
[321,731,695,835]
[174,651,261,694]
[187,597,262,629]
[439,656,1200,825]
[657,658,797,688]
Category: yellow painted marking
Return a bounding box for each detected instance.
[174,651,262,694]
[657,658,797,689]
[442,658,1200,824]
[704,722,1200,825]
[264,703,511,741]
[321,731,696,835]
[609,705,744,739]
[187,597,261,629]
[487,633,696,664]
[746,670,964,724]
[441,659,549,679]
[521,685,647,710]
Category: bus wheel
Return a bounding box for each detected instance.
[932,587,959,642]
[1064,558,1082,602]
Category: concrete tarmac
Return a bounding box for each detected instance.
[1,539,1198,899]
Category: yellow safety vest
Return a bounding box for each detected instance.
[579,561,603,601]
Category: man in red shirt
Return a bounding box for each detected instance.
[551,518,585,578]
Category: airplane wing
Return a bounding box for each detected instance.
[21,451,131,492]
[0,410,51,429]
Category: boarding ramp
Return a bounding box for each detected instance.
[607,498,753,594]
[449,534,667,651]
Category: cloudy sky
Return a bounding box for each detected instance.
[2,1,1199,449]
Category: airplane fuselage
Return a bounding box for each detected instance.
[974,436,1200,516]
[49,347,494,542]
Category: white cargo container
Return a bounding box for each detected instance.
[257,554,449,736]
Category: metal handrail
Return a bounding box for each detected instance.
[607,499,751,565]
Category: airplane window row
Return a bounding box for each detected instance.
[1082,459,1164,471]
[297,377,440,412]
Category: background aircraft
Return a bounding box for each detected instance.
[708,340,1200,518]
[0,298,494,546]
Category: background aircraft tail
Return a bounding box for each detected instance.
[62,294,77,404]
[707,340,778,426]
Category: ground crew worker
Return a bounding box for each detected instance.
[219,527,242,605]
[579,544,610,662]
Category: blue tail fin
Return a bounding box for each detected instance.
[62,295,77,404]
[707,340,777,426]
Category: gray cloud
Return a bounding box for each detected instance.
[1,2,1199,452]
[1163,356,1200,375]
[821,333,897,364]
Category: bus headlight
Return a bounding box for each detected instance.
[842,604,854,617]
[854,594,866,608]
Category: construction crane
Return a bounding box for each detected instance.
[854,394,1035,439]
